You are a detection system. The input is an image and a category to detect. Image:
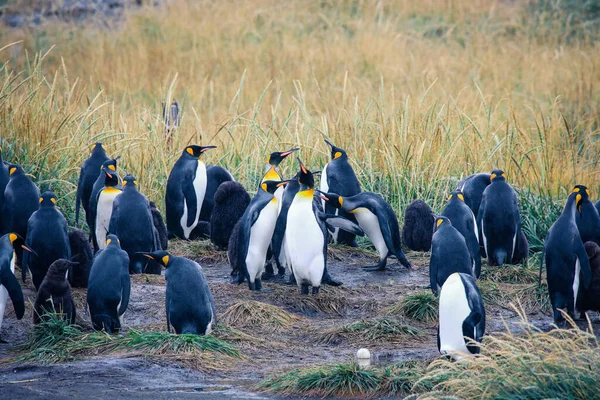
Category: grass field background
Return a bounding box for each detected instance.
[1,0,599,249]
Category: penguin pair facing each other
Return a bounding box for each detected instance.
[318,191,412,271]
[0,233,29,333]
[143,251,216,335]
[33,259,77,325]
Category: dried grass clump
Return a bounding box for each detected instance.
[388,292,438,323]
[318,318,425,345]
[168,239,227,264]
[222,301,304,331]
[270,285,347,315]
[479,264,539,284]
[478,281,550,314]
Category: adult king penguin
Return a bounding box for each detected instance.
[22,191,71,290]
[141,251,216,335]
[438,272,485,360]
[87,157,119,234]
[75,143,109,224]
[477,169,526,265]
[541,187,591,324]
[573,185,600,245]
[0,233,30,333]
[317,190,412,271]
[285,159,363,295]
[92,167,122,251]
[441,190,481,278]
[109,175,159,274]
[320,140,361,247]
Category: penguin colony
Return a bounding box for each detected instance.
[0,139,597,361]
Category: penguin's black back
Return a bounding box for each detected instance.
[430,222,472,293]
[576,200,600,245]
[458,173,491,218]
[402,200,434,251]
[2,168,39,238]
[76,145,109,223]
[271,172,301,261]
[324,159,360,246]
[165,257,215,335]
[34,259,76,325]
[68,228,93,288]
[442,196,481,277]
[165,155,198,239]
[210,181,250,250]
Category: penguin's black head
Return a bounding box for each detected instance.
[490,169,506,182]
[260,180,288,194]
[100,157,119,174]
[183,145,216,158]
[572,185,590,214]
[297,158,315,189]
[447,190,465,202]
[317,190,343,209]
[267,147,300,166]
[103,167,120,187]
[7,163,23,177]
[39,191,57,207]
[324,139,347,161]
[90,142,107,155]
[7,233,37,256]
[434,216,451,232]
[105,234,121,247]
[139,250,171,268]
[122,174,138,189]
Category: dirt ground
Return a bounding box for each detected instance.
[0,242,581,399]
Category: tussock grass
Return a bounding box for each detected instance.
[168,239,227,264]
[318,318,425,346]
[480,264,540,284]
[388,292,438,323]
[16,313,240,369]
[222,301,304,331]
[271,286,347,315]
[478,281,550,314]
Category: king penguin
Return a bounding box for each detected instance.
[22,191,71,290]
[285,159,363,295]
[75,142,109,225]
[457,173,491,218]
[230,180,284,291]
[429,216,473,295]
[541,187,591,324]
[441,190,481,278]
[573,185,600,245]
[93,167,122,251]
[438,272,485,360]
[141,251,216,335]
[477,169,526,265]
[109,175,159,274]
[320,139,361,247]
[317,190,412,271]
[0,233,29,333]
[87,157,120,237]
[2,164,40,264]
[0,145,10,233]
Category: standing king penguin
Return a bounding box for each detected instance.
[0,233,30,333]
[320,140,361,247]
[541,187,591,324]
[285,160,363,295]
[317,191,412,271]
[441,190,481,278]
[109,175,159,274]
[93,167,122,251]
[230,180,284,291]
[87,157,119,235]
[141,251,216,335]
[573,185,600,245]
[23,191,71,290]
[438,272,485,360]
[477,169,526,265]
[75,143,109,224]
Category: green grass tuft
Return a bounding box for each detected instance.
[389,292,439,323]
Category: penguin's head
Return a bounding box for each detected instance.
[297,158,315,190]
[7,232,37,256]
[90,142,107,155]
[100,157,119,173]
[490,169,506,182]
[39,191,57,207]
[260,180,288,194]
[7,163,23,177]
[103,167,120,187]
[434,216,451,232]
[447,190,465,202]
[105,234,121,247]
[317,190,344,209]
[139,250,171,268]
[324,139,347,161]
[183,145,216,159]
[267,147,300,166]
[122,174,138,189]
[572,185,590,214]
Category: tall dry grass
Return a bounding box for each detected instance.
[1,0,599,224]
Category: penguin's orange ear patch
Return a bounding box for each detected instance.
[9,167,16,175]
[106,239,112,245]
[261,183,267,192]
[162,255,170,266]
[334,151,342,159]
[50,197,57,204]
[573,187,580,193]
[339,197,344,206]
[490,173,496,182]
[447,194,452,201]
[9,233,17,243]
[186,147,194,156]
[108,165,116,171]
[586,189,591,196]
[39,197,43,203]
[133,180,138,186]
[436,219,443,227]
[458,193,464,201]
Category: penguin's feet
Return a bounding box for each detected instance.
[312,286,320,295]
[277,266,286,276]
[322,276,343,286]
[300,284,310,295]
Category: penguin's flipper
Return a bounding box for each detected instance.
[319,213,364,236]
[182,181,198,228]
[576,240,592,289]
[462,310,482,354]
[0,265,25,319]
[118,271,131,316]
[75,168,84,224]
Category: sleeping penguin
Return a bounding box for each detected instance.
[429,216,473,295]
[317,190,412,271]
[438,272,485,360]
[0,233,29,333]
[285,159,363,295]
[75,143,109,225]
[320,139,361,247]
[541,187,591,324]
[34,259,77,325]
[141,251,216,335]
[477,169,526,265]
[441,190,481,278]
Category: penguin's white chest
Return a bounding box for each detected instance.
[180,161,207,239]
[0,252,15,331]
[286,196,325,287]
[439,273,472,359]
[354,208,388,259]
[573,257,581,306]
[96,188,121,249]
[245,200,279,282]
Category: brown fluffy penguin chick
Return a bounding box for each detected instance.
[34,259,77,324]
[577,241,600,318]
[402,200,434,251]
[210,182,251,250]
